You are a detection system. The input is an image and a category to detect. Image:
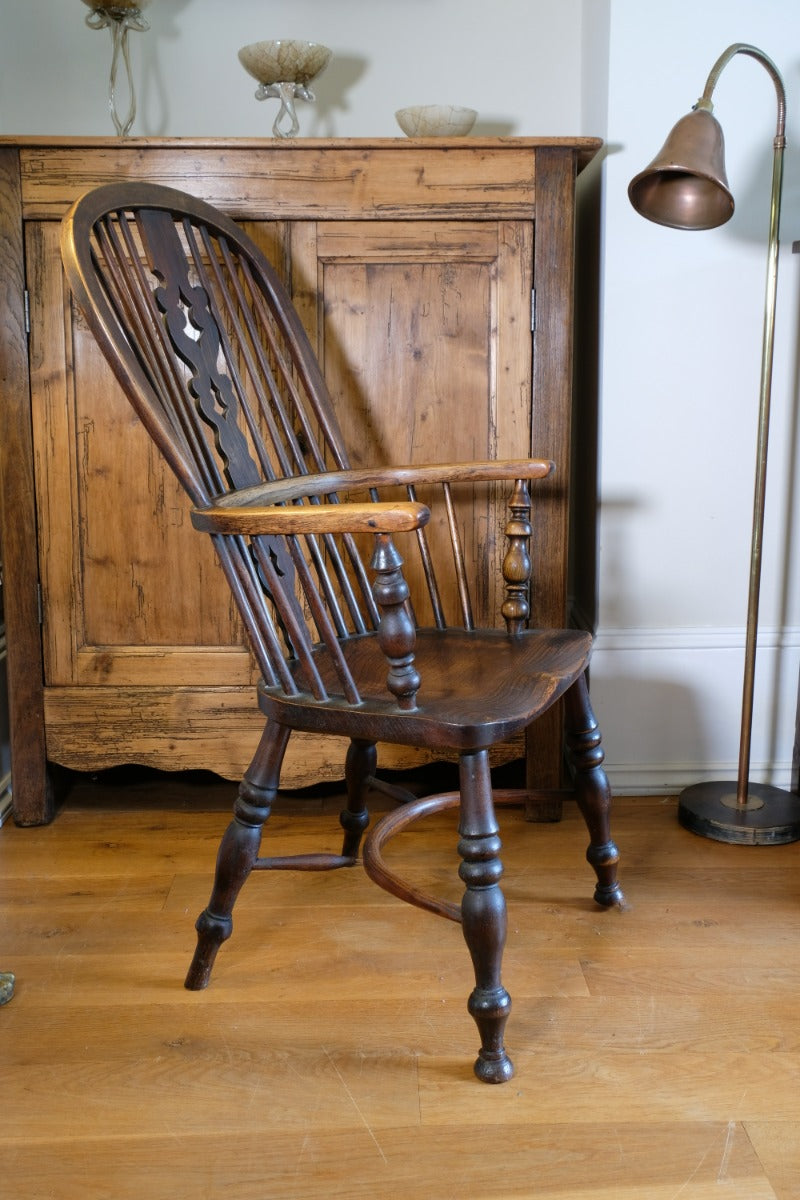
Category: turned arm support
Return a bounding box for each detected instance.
[502,479,533,635]
[368,473,537,706]
[371,532,420,710]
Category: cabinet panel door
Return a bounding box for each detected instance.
[291,219,533,628]
[28,221,258,688]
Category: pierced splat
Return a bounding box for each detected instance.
[138,207,262,492]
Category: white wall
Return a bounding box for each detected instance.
[1,0,799,794]
[0,0,584,137]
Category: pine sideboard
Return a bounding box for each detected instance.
[0,136,600,824]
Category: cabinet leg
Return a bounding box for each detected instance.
[11,761,68,827]
[185,721,291,990]
[524,710,564,821]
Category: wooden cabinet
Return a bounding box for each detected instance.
[0,136,600,824]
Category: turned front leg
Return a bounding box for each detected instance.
[564,674,624,907]
[185,721,291,990]
[458,749,514,1083]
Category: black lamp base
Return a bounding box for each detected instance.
[678,780,800,844]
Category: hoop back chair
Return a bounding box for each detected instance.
[60,182,622,1084]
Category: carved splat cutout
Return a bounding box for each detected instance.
[138,208,262,492]
[134,207,307,625]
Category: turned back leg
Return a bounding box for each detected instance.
[185,721,291,990]
[340,739,376,858]
[564,674,624,907]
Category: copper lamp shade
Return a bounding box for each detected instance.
[628,108,734,231]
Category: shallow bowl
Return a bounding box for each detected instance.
[82,0,152,11]
[395,105,478,137]
[238,39,332,87]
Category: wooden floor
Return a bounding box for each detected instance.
[2,768,800,1199]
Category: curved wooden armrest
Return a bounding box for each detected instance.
[191,499,430,536]
[208,458,555,510]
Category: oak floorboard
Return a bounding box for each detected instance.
[6,990,800,1066]
[746,1123,800,1200]
[1,779,798,1197]
[418,1047,800,1123]
[0,1123,778,1200]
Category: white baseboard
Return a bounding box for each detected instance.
[593,624,800,653]
[604,761,794,796]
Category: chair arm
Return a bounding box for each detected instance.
[190,499,430,536]
[206,458,555,510]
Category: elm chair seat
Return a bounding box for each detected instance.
[60,181,623,1084]
[263,627,594,748]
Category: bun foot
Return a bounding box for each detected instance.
[474,1049,514,1084]
[184,910,232,990]
[595,880,626,908]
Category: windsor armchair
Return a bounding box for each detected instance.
[60,182,622,1083]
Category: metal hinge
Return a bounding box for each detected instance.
[24,290,30,335]
[530,287,536,332]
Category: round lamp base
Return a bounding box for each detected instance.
[678,781,800,845]
[0,972,14,1006]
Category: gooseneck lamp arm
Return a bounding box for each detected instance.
[697,43,786,133]
[729,48,785,809]
[697,45,787,810]
[629,45,799,843]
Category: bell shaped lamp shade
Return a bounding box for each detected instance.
[628,107,734,231]
[628,44,800,844]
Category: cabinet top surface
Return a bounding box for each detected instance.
[0,134,602,170]
[0,135,602,149]
[2,136,602,220]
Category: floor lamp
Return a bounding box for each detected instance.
[629,43,800,844]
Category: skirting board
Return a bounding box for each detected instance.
[604,761,795,797]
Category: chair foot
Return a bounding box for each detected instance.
[588,840,625,908]
[469,988,514,1083]
[185,910,232,990]
[474,1050,515,1085]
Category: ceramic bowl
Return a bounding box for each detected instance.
[82,0,152,11]
[395,105,478,137]
[238,40,332,87]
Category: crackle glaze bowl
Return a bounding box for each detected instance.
[81,0,152,12]
[395,105,478,137]
[238,39,332,87]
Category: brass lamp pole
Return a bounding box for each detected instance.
[629,43,800,843]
